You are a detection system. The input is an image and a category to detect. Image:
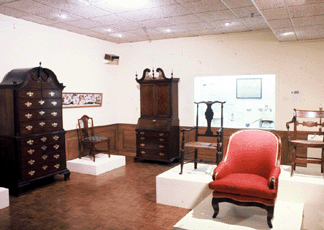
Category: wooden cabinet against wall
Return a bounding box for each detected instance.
[0,67,70,195]
[135,69,179,164]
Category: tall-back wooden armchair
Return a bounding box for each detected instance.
[286,108,324,177]
[179,100,225,174]
[209,130,281,228]
[77,115,110,162]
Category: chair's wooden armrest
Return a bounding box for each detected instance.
[286,117,296,130]
[181,127,196,133]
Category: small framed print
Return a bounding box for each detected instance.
[236,78,262,99]
[62,93,102,108]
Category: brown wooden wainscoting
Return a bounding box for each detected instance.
[65,124,304,166]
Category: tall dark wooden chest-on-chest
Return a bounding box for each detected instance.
[0,67,70,195]
[135,68,180,164]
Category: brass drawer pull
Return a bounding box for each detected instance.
[140,131,145,135]
[27,139,34,145]
[28,170,35,176]
[53,135,59,141]
[51,112,57,116]
[39,121,45,127]
[28,159,35,165]
[152,119,156,122]
[140,143,145,147]
[54,164,60,169]
[26,125,33,130]
[49,92,55,97]
[25,102,32,107]
[25,113,32,119]
[42,155,48,160]
[159,153,165,156]
[41,137,47,142]
[140,151,145,154]
[28,149,35,155]
[42,165,48,170]
[53,144,59,150]
[39,100,45,105]
[159,138,164,142]
[52,123,58,127]
[26,91,34,97]
[54,154,60,159]
[41,145,47,150]
[140,137,145,140]
[51,101,58,106]
[159,133,164,136]
[39,110,45,115]
[159,145,165,148]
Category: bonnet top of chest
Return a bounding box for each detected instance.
[0,67,64,89]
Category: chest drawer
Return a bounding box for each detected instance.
[19,109,62,122]
[17,90,41,99]
[19,119,62,135]
[21,159,66,181]
[21,140,65,159]
[19,133,64,149]
[42,89,62,99]
[18,98,62,110]
[136,149,168,160]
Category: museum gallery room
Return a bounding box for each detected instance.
[1,0,324,229]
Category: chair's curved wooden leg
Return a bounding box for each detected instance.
[267,206,274,228]
[107,140,111,158]
[90,144,95,162]
[291,147,296,177]
[212,198,219,218]
[194,149,198,169]
[180,147,184,174]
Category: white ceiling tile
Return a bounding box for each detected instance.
[285,0,324,6]
[260,8,290,20]
[252,0,286,10]
[62,3,110,18]
[89,25,123,34]
[197,10,236,22]
[293,15,324,28]
[166,14,204,25]
[3,0,55,14]
[0,5,29,17]
[0,0,17,3]
[240,15,268,27]
[90,14,130,25]
[64,18,104,28]
[36,9,83,22]
[118,9,156,22]
[19,14,54,25]
[114,22,145,31]
[288,3,324,18]
[222,0,255,8]
[231,6,261,18]
[181,0,228,13]
[267,18,293,29]
[138,18,175,28]
[149,4,191,18]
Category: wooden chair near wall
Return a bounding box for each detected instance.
[179,101,225,175]
[77,115,110,162]
[286,108,324,177]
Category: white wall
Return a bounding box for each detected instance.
[117,32,324,130]
[1,14,324,131]
[0,14,119,130]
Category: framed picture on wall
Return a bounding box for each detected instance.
[62,93,103,108]
[236,78,262,99]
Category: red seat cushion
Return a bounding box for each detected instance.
[209,173,277,200]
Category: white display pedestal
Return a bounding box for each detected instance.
[156,163,215,209]
[0,187,9,209]
[155,164,324,230]
[67,153,125,175]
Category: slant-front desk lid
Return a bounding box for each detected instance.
[136,118,171,131]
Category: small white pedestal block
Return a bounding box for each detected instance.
[0,187,9,209]
[67,154,125,175]
[156,163,216,209]
[174,195,304,230]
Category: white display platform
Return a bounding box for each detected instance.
[174,194,304,230]
[0,187,9,209]
[156,163,216,209]
[67,153,125,175]
[166,164,324,230]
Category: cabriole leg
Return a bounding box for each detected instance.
[212,198,219,218]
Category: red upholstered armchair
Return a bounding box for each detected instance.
[208,130,281,228]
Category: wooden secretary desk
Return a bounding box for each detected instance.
[0,66,70,195]
[135,68,180,164]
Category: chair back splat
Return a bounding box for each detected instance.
[286,108,324,177]
[180,100,225,174]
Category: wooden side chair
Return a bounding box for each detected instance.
[286,108,324,177]
[209,130,282,228]
[77,115,110,162]
[179,101,225,174]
